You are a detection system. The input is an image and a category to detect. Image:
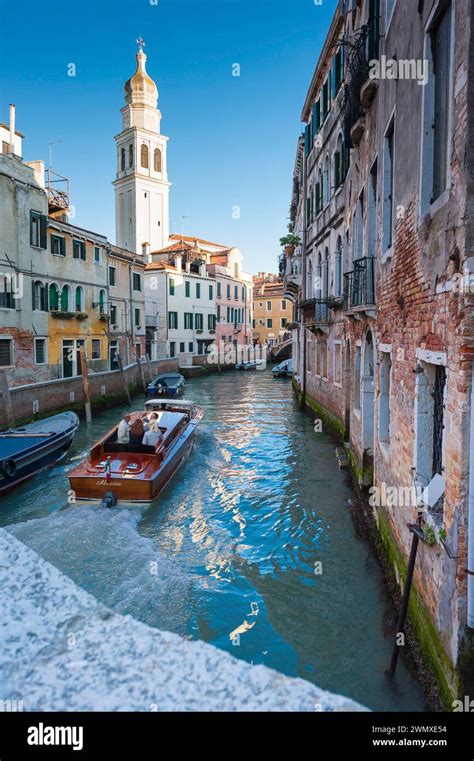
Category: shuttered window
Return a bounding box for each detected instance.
[30,211,47,248]
[35,338,47,365]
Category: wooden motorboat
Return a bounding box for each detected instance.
[147,372,185,399]
[67,400,204,504]
[0,412,80,495]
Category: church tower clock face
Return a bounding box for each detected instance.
[113,38,171,256]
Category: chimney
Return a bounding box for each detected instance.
[9,104,15,153]
[175,254,182,273]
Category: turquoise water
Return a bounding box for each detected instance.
[1,369,428,711]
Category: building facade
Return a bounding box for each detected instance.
[107,245,146,368]
[252,274,292,347]
[284,0,474,702]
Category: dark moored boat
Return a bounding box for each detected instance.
[67,400,204,504]
[0,412,80,494]
[147,372,185,399]
[272,359,294,378]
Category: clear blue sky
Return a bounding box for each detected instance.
[1,0,337,274]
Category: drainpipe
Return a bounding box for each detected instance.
[468,361,474,627]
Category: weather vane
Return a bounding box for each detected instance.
[136,36,145,52]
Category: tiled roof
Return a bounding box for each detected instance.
[170,233,228,249]
[145,261,176,271]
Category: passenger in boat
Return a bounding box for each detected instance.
[129,418,145,446]
[142,415,163,448]
[117,413,131,443]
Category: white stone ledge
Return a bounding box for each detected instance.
[0,529,367,713]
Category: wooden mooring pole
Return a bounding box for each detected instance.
[0,370,15,428]
[386,523,422,677]
[79,347,92,423]
[136,355,147,394]
[116,354,131,406]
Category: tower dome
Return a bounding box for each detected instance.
[124,40,158,108]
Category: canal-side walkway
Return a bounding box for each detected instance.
[0,529,367,712]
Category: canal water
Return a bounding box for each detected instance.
[1,369,428,711]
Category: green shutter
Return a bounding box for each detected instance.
[304,124,310,156]
[332,56,337,98]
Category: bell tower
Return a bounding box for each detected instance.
[113,39,170,255]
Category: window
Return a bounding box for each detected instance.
[196,283,201,299]
[421,3,452,210]
[354,345,362,410]
[379,352,391,444]
[168,311,178,329]
[368,0,380,61]
[154,148,162,172]
[60,285,71,312]
[121,147,126,171]
[35,337,47,365]
[280,318,287,329]
[75,286,84,312]
[141,144,149,168]
[217,282,221,298]
[357,191,364,259]
[169,341,176,358]
[334,134,344,189]
[129,144,134,168]
[30,211,46,248]
[180,342,185,353]
[368,160,378,259]
[91,339,101,360]
[0,275,14,309]
[335,236,343,297]
[267,301,272,311]
[382,118,395,252]
[189,342,194,353]
[32,280,47,311]
[322,339,328,379]
[185,281,190,297]
[208,314,216,330]
[98,289,106,315]
[334,342,342,385]
[323,155,330,206]
[322,77,330,118]
[195,313,204,331]
[110,304,117,325]
[0,338,13,367]
[217,305,221,321]
[234,285,238,299]
[226,284,231,299]
[184,312,193,330]
[332,46,344,96]
[94,246,102,264]
[49,283,59,311]
[209,284,213,300]
[266,318,273,328]
[134,308,141,327]
[51,234,65,256]
[135,343,141,359]
[169,277,175,296]
[132,272,142,291]
[73,240,86,260]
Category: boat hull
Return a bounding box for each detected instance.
[0,413,79,495]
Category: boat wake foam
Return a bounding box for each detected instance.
[7,506,191,634]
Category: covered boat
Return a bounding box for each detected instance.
[272,359,294,378]
[0,411,80,494]
[67,400,204,504]
[147,372,185,399]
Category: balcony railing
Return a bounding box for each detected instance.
[340,18,378,145]
[343,257,375,311]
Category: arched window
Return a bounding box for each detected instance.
[334,134,343,189]
[61,285,71,312]
[335,235,342,297]
[129,144,134,169]
[49,283,59,311]
[306,259,313,299]
[141,144,149,168]
[323,248,329,299]
[98,289,106,315]
[323,154,330,206]
[75,286,84,312]
[33,280,47,311]
[121,147,126,171]
[154,148,162,172]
